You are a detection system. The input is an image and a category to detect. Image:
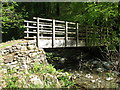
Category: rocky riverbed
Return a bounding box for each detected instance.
[0,39,119,88]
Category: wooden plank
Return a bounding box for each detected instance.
[40,37,64,39]
[39,33,64,35]
[68,22,76,25]
[52,19,55,48]
[33,30,36,32]
[24,31,37,34]
[55,26,65,28]
[24,37,76,40]
[55,20,65,23]
[40,30,52,33]
[39,27,52,30]
[40,30,64,33]
[68,27,76,29]
[40,25,43,37]
[56,28,65,31]
[24,30,64,34]
[26,22,29,37]
[24,20,37,23]
[37,17,40,48]
[24,37,36,39]
[40,27,65,31]
[24,26,37,28]
[65,21,68,47]
[39,24,52,27]
[76,23,79,47]
[67,32,76,34]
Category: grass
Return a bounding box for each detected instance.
[0,63,74,88]
[0,39,28,49]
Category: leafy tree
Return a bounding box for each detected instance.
[1,1,28,41]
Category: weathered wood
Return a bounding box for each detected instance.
[24,31,37,34]
[52,19,55,48]
[55,25,65,28]
[39,24,52,27]
[25,30,65,34]
[40,25,43,37]
[37,17,40,48]
[76,23,79,47]
[65,21,68,47]
[68,22,76,25]
[24,26,37,28]
[26,22,29,37]
[39,28,65,31]
[24,17,86,48]
[24,20,37,23]
[56,29,65,31]
[33,30,36,32]
[67,32,76,34]
[68,27,76,29]
[24,36,79,40]
[55,20,65,23]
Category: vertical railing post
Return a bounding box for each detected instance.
[37,17,40,48]
[76,23,79,47]
[41,25,43,37]
[52,19,55,48]
[27,22,29,38]
[65,21,68,47]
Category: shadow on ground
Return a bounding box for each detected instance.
[44,47,108,72]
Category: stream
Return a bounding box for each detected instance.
[44,47,119,88]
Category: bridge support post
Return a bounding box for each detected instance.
[26,22,29,38]
[52,19,55,48]
[65,21,68,47]
[37,17,40,48]
[76,23,79,47]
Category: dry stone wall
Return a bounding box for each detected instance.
[0,40,48,71]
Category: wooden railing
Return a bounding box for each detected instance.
[24,17,111,48]
[24,17,82,48]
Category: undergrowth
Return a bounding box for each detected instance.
[1,63,74,88]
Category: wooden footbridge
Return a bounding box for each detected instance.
[24,17,110,48]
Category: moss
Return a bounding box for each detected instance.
[0,40,28,49]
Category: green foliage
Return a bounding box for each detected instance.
[29,84,41,88]
[2,63,74,88]
[106,72,115,77]
[30,63,74,88]
[59,2,119,49]
[46,52,61,64]
[5,76,19,88]
[58,75,74,87]
[2,1,28,41]
[30,62,57,74]
[7,68,17,74]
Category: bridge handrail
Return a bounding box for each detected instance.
[24,17,79,48]
[24,17,111,48]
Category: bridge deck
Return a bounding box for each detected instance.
[37,38,84,48]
